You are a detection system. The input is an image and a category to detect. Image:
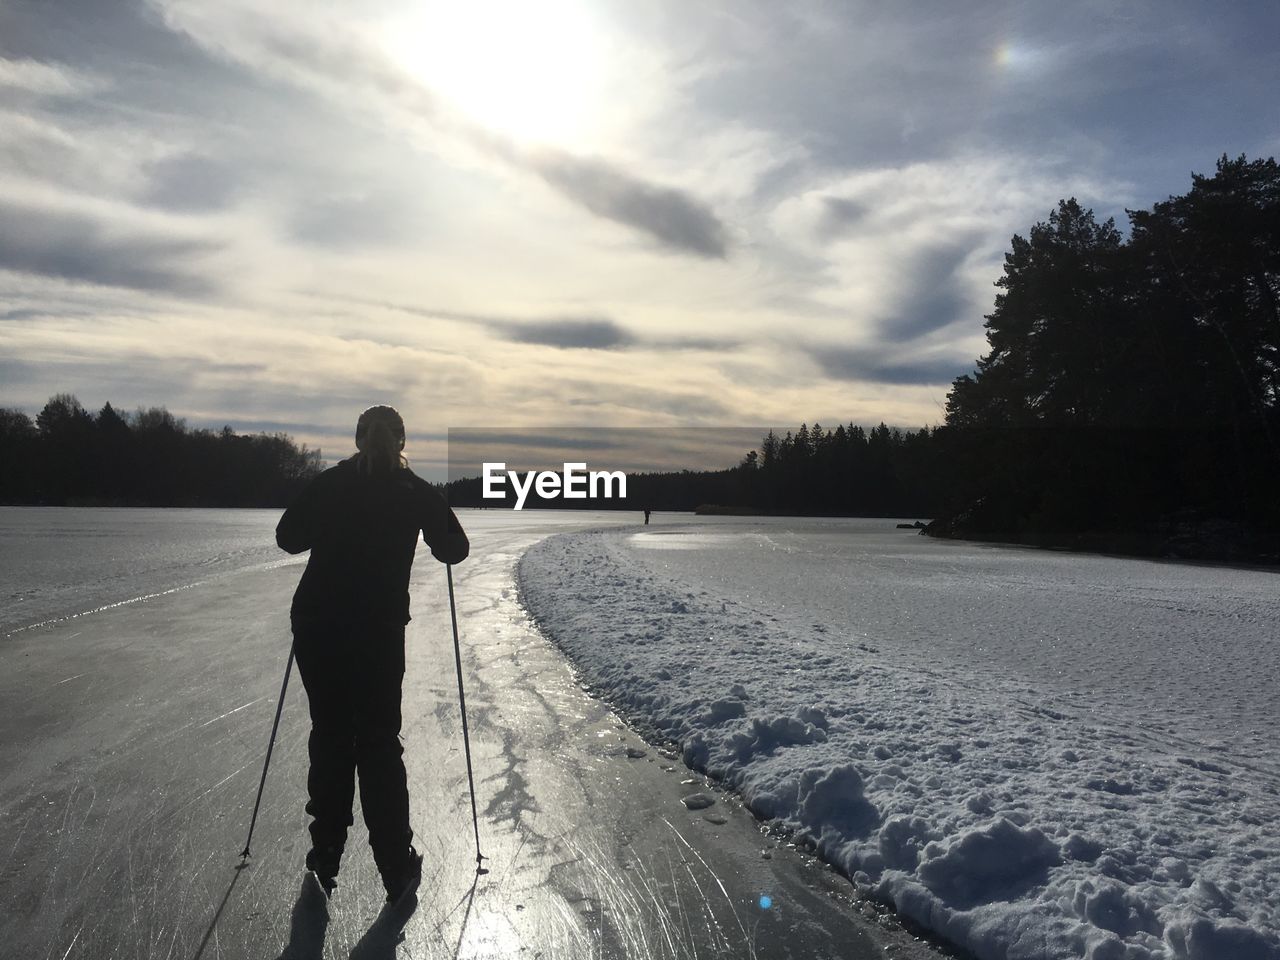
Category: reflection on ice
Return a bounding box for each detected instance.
[628,531,770,551]
[454,903,522,960]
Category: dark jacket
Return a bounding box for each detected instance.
[276,457,469,625]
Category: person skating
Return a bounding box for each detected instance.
[275,405,469,902]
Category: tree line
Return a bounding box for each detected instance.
[731,155,1278,558]
[0,394,322,507]
[452,154,1280,559]
[443,423,941,516]
[4,155,1275,557]
[932,154,1279,559]
[727,156,1277,557]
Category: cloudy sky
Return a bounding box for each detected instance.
[2,0,1277,471]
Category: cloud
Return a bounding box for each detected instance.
[764,154,1128,370]
[494,317,635,351]
[286,187,427,250]
[6,0,1267,446]
[485,316,740,352]
[526,150,728,258]
[449,430,629,453]
[0,195,222,296]
[818,196,869,237]
[560,380,732,420]
[0,308,49,322]
[0,57,101,97]
[648,334,743,351]
[445,426,763,475]
[0,353,264,418]
[0,309,483,456]
[141,153,240,212]
[150,1,730,258]
[807,345,972,386]
[306,295,742,353]
[874,240,981,342]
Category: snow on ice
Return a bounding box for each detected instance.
[517,527,1280,960]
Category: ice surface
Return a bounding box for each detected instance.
[518,520,1280,960]
[0,506,289,635]
[2,510,942,960]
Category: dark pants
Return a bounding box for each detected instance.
[292,617,412,882]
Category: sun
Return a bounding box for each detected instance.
[384,0,607,147]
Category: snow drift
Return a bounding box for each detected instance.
[518,528,1280,960]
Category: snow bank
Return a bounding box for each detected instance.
[518,529,1280,960]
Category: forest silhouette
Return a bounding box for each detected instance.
[449,154,1280,562]
[932,154,1278,560]
[2,156,1276,558]
[0,396,320,507]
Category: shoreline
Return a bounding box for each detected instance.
[9,500,1278,572]
[921,523,1280,572]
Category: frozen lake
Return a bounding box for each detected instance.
[0,507,945,960]
[0,506,286,636]
[626,517,1280,769]
[3,506,1277,959]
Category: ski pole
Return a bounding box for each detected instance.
[240,644,295,860]
[446,564,488,874]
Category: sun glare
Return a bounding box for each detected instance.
[993,40,1047,73]
[386,0,607,146]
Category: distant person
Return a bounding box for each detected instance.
[644,508,651,525]
[275,405,469,904]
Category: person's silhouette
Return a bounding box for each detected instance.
[276,405,468,903]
